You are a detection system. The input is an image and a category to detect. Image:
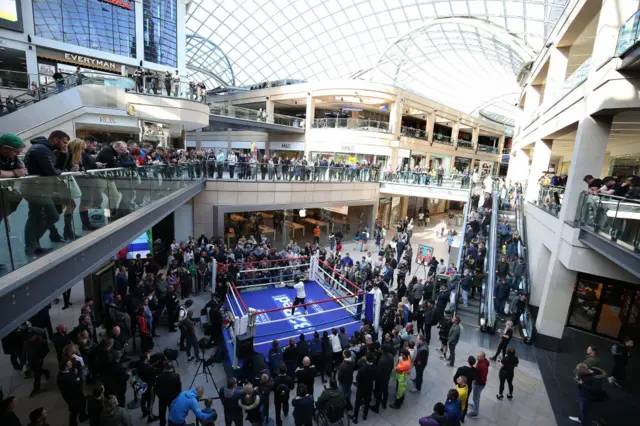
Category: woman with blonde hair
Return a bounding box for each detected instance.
[62,138,86,240]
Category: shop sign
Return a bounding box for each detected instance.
[100,116,117,124]
[271,142,305,151]
[64,53,119,71]
[100,0,132,9]
[398,149,410,158]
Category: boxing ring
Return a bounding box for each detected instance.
[222,255,377,369]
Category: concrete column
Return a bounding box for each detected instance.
[451,121,460,148]
[558,115,612,223]
[265,134,271,157]
[390,148,399,169]
[367,203,379,233]
[305,94,315,132]
[591,0,640,67]
[389,94,403,138]
[425,152,431,169]
[523,85,541,117]
[471,127,479,151]
[265,98,274,124]
[525,139,552,202]
[507,148,530,183]
[426,112,436,142]
[498,135,505,156]
[195,128,202,150]
[535,255,578,351]
[543,46,570,102]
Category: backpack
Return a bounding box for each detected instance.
[276,383,290,400]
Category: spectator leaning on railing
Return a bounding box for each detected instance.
[584,174,640,199]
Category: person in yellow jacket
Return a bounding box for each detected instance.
[456,375,470,422]
[390,349,412,409]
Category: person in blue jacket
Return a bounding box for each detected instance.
[444,388,462,426]
[168,386,214,426]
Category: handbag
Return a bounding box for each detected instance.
[68,176,82,199]
[503,301,510,315]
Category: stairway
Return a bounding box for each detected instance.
[456,295,482,327]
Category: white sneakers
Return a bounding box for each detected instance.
[568,416,580,423]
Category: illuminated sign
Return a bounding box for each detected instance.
[99,0,132,10]
[0,0,23,32]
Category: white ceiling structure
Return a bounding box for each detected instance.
[185,0,568,121]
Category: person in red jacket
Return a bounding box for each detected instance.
[136,305,153,353]
[468,351,489,418]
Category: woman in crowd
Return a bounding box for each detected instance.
[497,347,519,400]
[491,320,514,361]
[62,138,87,240]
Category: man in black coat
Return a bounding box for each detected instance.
[102,350,128,407]
[352,352,376,424]
[23,332,50,397]
[273,364,294,426]
[57,358,89,426]
[156,361,182,426]
[370,345,394,413]
[336,350,355,411]
[52,324,72,364]
[295,356,317,396]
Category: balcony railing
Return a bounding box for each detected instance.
[0,165,202,277]
[400,126,429,141]
[533,184,565,217]
[575,191,640,253]
[432,134,453,146]
[209,104,304,127]
[312,118,391,133]
[457,140,473,150]
[617,10,640,57]
[477,145,499,154]
[554,56,592,103]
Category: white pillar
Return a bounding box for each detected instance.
[557,115,612,223]
[471,127,479,151]
[195,128,202,150]
[525,139,552,202]
[591,0,640,67]
[507,147,530,183]
[543,46,570,102]
[305,94,315,131]
[265,98,274,124]
[389,93,403,138]
[498,135,506,156]
[523,85,541,117]
[426,112,436,142]
[451,121,460,148]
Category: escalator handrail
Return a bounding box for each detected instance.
[451,188,472,318]
[483,188,499,330]
[515,190,534,342]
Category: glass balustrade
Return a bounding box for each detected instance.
[1,72,136,115]
[575,191,640,253]
[617,10,640,56]
[432,134,454,146]
[209,104,303,127]
[457,140,474,150]
[0,165,201,277]
[477,145,499,154]
[312,118,391,133]
[400,126,429,141]
[534,184,565,217]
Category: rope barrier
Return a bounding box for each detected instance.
[235,256,310,266]
[318,259,362,292]
[251,291,363,316]
[318,268,356,296]
[253,320,361,345]
[235,272,301,284]
[234,278,296,289]
[237,263,310,273]
[230,281,248,314]
[315,274,358,315]
[254,314,357,339]
[252,302,363,326]
[226,292,243,317]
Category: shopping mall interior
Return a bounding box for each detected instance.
[0,1,639,426]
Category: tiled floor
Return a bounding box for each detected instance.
[1,216,557,426]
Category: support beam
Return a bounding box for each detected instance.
[471,127,479,151]
[451,121,460,149]
[543,46,570,102]
[426,112,436,143]
[265,98,274,124]
[525,139,552,202]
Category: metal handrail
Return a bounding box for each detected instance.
[451,185,473,318]
[515,190,534,343]
[482,188,499,331]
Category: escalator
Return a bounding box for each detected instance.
[492,195,519,334]
[454,181,496,328]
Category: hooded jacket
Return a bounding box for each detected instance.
[168,389,213,423]
[25,137,66,176]
[444,399,462,426]
[219,385,243,416]
[316,387,343,412]
[419,413,448,426]
[99,404,132,426]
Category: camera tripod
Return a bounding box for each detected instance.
[189,348,221,398]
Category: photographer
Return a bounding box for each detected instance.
[168,386,213,426]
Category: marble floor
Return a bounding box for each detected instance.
[1,216,557,426]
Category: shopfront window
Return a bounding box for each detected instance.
[430,154,451,173]
[144,0,177,67]
[569,273,640,340]
[33,0,136,58]
[311,152,388,168]
[453,157,472,173]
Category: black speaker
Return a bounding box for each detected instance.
[236,333,254,360]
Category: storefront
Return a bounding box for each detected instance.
[453,156,472,173]
[185,141,266,157]
[429,154,452,173]
[36,48,127,86]
[567,273,640,341]
[310,141,391,167]
[473,160,495,177]
[74,113,140,149]
[398,149,428,169]
[270,142,305,160]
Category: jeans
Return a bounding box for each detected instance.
[414,363,426,390]
[217,164,223,179]
[339,382,352,408]
[461,289,469,307]
[229,165,235,179]
[447,342,456,365]
[24,194,60,250]
[57,82,64,93]
[469,384,484,416]
[578,395,590,426]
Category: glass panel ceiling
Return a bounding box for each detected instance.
[186,0,568,118]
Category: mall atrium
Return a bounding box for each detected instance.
[0,1,638,426]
